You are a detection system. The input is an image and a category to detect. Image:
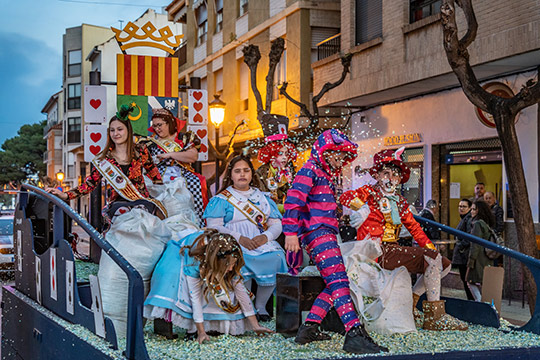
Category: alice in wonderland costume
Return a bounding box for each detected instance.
[144,231,257,335]
[203,186,287,286]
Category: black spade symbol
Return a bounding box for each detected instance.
[69,292,72,303]
[95,297,100,310]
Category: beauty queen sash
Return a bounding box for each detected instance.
[91,158,168,219]
[220,189,268,232]
[147,136,196,171]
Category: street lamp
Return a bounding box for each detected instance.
[209,94,226,193]
[56,171,65,190]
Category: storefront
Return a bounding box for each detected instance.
[347,71,539,230]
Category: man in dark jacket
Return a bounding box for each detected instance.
[419,199,441,241]
[484,191,504,235]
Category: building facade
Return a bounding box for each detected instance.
[312,0,540,298]
[41,91,63,184]
[61,24,114,193]
[166,0,342,180]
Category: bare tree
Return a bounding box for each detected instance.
[441,0,540,312]
[243,39,353,150]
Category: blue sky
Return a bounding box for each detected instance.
[0,0,167,145]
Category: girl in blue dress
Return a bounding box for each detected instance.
[144,229,272,343]
[203,155,288,321]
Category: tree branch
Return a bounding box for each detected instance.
[243,45,264,118]
[509,77,540,114]
[311,53,352,126]
[279,82,312,119]
[441,0,495,112]
[265,38,285,113]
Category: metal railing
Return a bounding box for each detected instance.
[21,184,150,360]
[415,215,540,335]
[316,33,341,61]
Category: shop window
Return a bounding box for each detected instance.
[196,4,208,46]
[410,0,441,23]
[355,0,382,45]
[239,0,248,17]
[67,117,81,144]
[67,83,81,110]
[401,147,424,211]
[68,50,81,77]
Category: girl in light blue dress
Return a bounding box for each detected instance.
[203,155,288,321]
[144,229,272,343]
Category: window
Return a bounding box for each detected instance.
[215,0,223,33]
[239,0,248,17]
[67,117,81,143]
[410,0,441,23]
[196,4,208,46]
[355,0,382,45]
[273,48,286,101]
[239,61,249,111]
[215,69,223,93]
[68,50,81,76]
[67,83,81,109]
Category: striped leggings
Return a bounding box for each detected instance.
[302,229,360,332]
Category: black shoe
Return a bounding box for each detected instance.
[343,325,389,354]
[257,313,272,322]
[295,322,332,344]
[184,332,197,341]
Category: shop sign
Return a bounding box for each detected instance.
[383,133,422,146]
[475,82,516,128]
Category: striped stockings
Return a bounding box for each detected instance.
[302,229,360,332]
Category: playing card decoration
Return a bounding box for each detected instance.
[84,86,107,124]
[66,260,75,315]
[35,256,42,305]
[188,89,208,125]
[188,125,209,161]
[84,125,107,162]
[50,248,57,301]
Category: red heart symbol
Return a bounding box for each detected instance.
[196,129,207,138]
[199,144,208,153]
[90,132,101,142]
[193,102,203,112]
[90,99,101,110]
[193,91,203,101]
[119,209,127,214]
[193,114,203,123]
[170,176,176,181]
[89,145,101,155]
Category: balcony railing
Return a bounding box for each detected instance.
[316,33,341,61]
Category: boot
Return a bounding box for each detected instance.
[342,325,389,354]
[422,300,468,331]
[412,293,423,327]
[295,322,331,344]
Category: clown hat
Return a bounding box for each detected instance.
[369,147,410,183]
[258,114,298,164]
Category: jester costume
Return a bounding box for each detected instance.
[340,148,468,331]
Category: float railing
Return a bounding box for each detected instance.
[414,214,540,334]
[21,184,149,360]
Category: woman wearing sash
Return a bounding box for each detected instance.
[203,155,287,322]
[141,108,208,227]
[47,105,165,225]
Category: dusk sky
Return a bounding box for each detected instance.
[0,0,167,145]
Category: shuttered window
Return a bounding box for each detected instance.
[355,0,382,45]
[239,62,249,100]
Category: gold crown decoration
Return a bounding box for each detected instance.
[111,21,184,55]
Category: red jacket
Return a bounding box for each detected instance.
[341,185,433,248]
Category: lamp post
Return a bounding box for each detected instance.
[209,94,226,194]
[56,171,65,190]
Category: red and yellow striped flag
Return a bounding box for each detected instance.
[116,54,178,98]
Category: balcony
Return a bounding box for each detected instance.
[316,33,341,61]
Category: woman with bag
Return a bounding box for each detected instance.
[466,200,495,301]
